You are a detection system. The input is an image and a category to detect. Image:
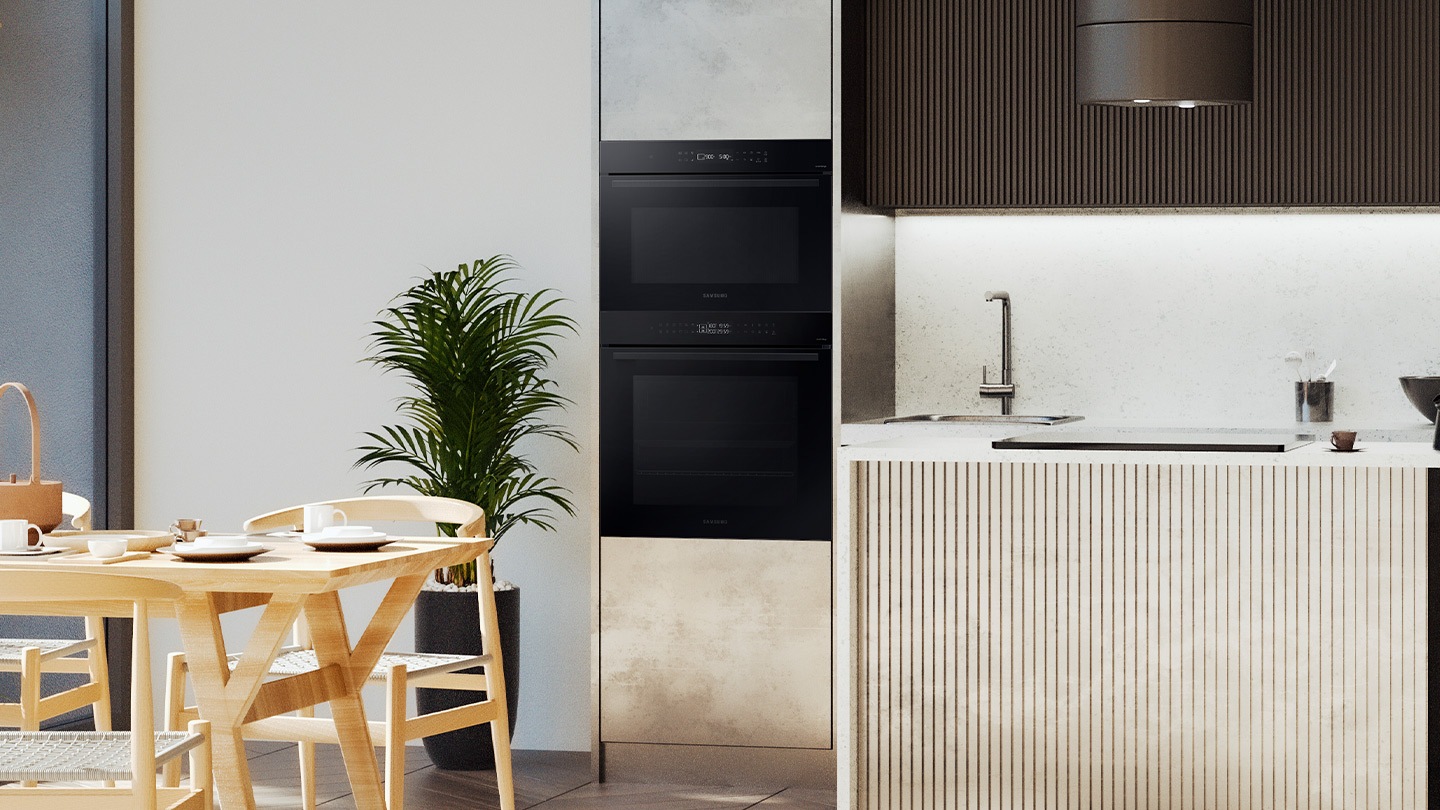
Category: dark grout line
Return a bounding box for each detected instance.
[741,787,790,809]
[522,779,601,808]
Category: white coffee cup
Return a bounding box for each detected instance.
[304,504,348,534]
[192,534,249,549]
[0,519,42,551]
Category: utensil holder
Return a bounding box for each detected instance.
[1296,380,1333,423]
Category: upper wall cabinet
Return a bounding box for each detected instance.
[601,0,831,141]
[845,0,1440,208]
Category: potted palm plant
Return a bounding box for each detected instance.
[356,254,576,769]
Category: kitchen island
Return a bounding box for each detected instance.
[836,437,1435,810]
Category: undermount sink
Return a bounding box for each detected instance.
[884,414,1084,425]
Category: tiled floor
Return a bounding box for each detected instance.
[244,742,837,809]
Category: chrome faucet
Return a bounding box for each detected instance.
[979,290,1015,414]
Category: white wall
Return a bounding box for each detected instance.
[896,214,1440,428]
[134,1,594,751]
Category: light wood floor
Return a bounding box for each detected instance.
[244,742,837,809]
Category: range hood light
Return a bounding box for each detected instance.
[1076,0,1253,107]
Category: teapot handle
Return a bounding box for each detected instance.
[0,382,44,485]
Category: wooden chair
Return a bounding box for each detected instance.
[163,495,514,810]
[1,493,111,734]
[0,570,212,809]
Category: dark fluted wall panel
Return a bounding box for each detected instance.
[856,0,1440,208]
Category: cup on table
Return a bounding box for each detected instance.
[1330,430,1358,451]
[303,504,348,534]
[0,519,42,551]
[171,518,205,544]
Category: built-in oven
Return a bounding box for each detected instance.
[599,312,832,541]
[600,140,832,314]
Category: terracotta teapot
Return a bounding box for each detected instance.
[0,382,64,532]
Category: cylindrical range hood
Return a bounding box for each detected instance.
[1076,0,1253,107]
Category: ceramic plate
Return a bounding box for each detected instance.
[0,546,67,557]
[303,535,395,553]
[163,543,271,562]
[44,530,173,552]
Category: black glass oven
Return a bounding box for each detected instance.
[600,140,832,313]
[600,330,832,541]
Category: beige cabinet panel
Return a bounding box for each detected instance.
[600,536,831,748]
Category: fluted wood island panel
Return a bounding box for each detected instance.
[851,461,1428,809]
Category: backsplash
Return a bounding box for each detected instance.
[895,213,1440,427]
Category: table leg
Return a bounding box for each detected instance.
[176,592,304,810]
[304,590,386,810]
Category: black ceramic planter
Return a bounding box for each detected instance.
[413,586,520,770]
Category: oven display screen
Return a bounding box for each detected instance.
[631,207,799,285]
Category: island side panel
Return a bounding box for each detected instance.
[852,460,1429,810]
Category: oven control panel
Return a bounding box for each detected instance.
[601,312,831,347]
[601,139,831,175]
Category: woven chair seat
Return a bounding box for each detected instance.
[0,730,203,781]
[0,637,92,662]
[226,649,490,681]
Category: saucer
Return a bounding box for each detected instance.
[1327,447,1364,453]
[0,546,66,557]
[164,542,271,562]
[303,534,394,552]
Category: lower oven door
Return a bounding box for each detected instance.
[600,347,832,540]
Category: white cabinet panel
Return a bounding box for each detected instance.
[600,0,831,141]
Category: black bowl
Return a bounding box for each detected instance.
[1399,376,1440,423]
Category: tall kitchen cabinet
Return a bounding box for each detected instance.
[596,0,836,788]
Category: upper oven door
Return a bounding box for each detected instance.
[600,347,832,541]
[600,172,833,313]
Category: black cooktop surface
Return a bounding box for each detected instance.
[993,432,1315,453]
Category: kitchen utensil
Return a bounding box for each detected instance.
[1399,376,1440,423]
[0,383,64,531]
[1284,351,1303,381]
[1318,359,1337,381]
[1305,347,1317,380]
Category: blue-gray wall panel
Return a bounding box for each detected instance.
[0,0,104,508]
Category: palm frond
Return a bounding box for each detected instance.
[356,254,577,565]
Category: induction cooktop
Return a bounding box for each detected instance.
[992,432,1315,453]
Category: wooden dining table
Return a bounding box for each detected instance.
[0,535,488,810]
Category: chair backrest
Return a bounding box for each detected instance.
[0,570,180,804]
[62,491,93,531]
[243,495,486,538]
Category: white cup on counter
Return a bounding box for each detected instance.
[0,519,42,551]
[303,504,348,534]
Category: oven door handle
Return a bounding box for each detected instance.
[611,351,822,362]
[608,177,822,189]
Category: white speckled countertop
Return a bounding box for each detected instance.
[840,418,1435,447]
[839,435,1440,468]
